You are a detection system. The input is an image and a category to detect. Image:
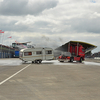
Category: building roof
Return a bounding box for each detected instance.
[56,41,97,53]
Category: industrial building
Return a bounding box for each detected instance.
[91,52,100,58]
[0,44,15,58]
[0,42,29,58]
[12,42,33,57]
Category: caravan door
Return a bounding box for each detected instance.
[45,49,54,60]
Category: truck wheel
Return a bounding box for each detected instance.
[70,57,74,62]
[60,61,64,62]
[80,58,82,63]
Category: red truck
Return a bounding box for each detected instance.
[57,41,97,63]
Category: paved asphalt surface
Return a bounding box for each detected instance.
[0,58,100,100]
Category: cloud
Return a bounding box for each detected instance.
[1,0,100,34]
[70,17,100,33]
[91,0,96,3]
[0,0,58,16]
[0,0,100,53]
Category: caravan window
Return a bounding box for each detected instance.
[33,52,35,54]
[36,51,42,55]
[46,50,52,54]
[24,52,32,56]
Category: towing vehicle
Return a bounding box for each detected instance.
[56,41,97,63]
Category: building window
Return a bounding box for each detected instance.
[24,52,32,56]
[36,51,42,55]
[46,50,52,54]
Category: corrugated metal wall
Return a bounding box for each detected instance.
[0,45,15,58]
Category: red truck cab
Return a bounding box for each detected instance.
[58,44,85,63]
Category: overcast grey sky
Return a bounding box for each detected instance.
[0,0,100,53]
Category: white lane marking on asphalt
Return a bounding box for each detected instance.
[0,64,31,85]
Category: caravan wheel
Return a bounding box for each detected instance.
[37,60,42,64]
[39,60,42,63]
[36,60,42,64]
[34,60,42,64]
[35,60,37,63]
[37,60,40,64]
[32,61,34,63]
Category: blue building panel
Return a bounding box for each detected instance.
[15,51,19,57]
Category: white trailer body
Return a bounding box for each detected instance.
[19,47,54,63]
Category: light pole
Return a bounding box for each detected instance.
[8,36,12,58]
[0,30,4,58]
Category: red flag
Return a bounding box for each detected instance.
[0,30,4,33]
[0,32,4,33]
[8,36,12,38]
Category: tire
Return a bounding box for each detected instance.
[35,60,37,63]
[79,58,82,63]
[39,60,42,63]
[37,60,40,64]
[32,61,34,63]
[60,61,64,62]
[70,57,74,62]
[35,60,41,64]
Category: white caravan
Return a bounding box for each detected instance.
[19,47,54,63]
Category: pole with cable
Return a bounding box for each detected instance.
[8,36,12,58]
[0,30,4,58]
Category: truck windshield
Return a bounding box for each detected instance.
[82,48,85,52]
